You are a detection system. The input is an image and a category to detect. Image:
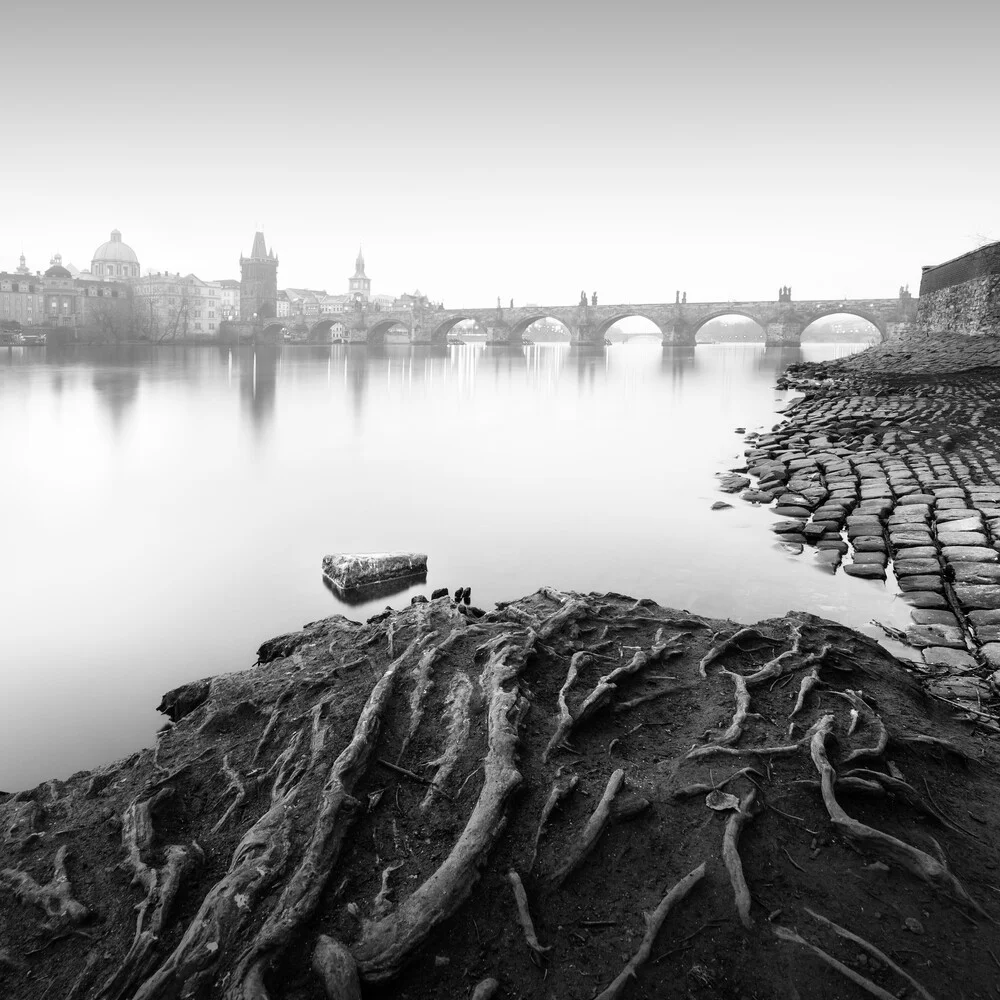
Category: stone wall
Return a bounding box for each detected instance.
[918,274,1000,336]
[917,242,1000,336]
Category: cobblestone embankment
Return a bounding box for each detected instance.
[735,334,1000,729]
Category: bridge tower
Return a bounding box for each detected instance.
[348,246,371,305]
[239,231,278,320]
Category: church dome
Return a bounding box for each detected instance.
[92,229,139,264]
[91,229,140,280]
[44,264,72,278]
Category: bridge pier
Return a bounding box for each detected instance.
[764,321,804,346]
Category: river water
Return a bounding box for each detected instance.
[0,341,911,790]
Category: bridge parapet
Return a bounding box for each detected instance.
[236,295,916,347]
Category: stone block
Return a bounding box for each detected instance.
[901,591,949,608]
[943,545,998,562]
[892,558,941,575]
[910,609,958,626]
[934,516,984,533]
[969,609,1000,625]
[905,625,967,649]
[952,563,1000,584]
[853,537,886,552]
[922,647,979,670]
[955,584,1000,609]
[844,564,886,580]
[899,494,936,506]
[937,531,989,547]
[897,575,944,592]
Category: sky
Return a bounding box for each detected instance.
[3,0,999,307]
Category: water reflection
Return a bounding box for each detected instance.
[1,340,899,790]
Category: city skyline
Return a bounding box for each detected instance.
[5,0,999,305]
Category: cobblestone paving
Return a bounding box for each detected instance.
[739,342,1000,729]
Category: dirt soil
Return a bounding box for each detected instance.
[1,590,999,1000]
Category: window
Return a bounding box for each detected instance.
[208,311,215,318]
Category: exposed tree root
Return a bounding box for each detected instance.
[420,673,474,810]
[213,755,262,835]
[687,669,753,758]
[722,789,758,928]
[311,935,361,1000]
[528,773,579,872]
[774,925,899,1000]
[671,767,764,800]
[684,716,830,761]
[592,862,707,1000]
[698,627,771,677]
[131,633,434,1000]
[803,907,938,1000]
[553,769,625,886]
[66,951,101,1000]
[507,870,551,966]
[371,862,404,919]
[350,630,534,983]
[831,691,889,763]
[0,845,90,932]
[543,651,590,761]
[790,666,822,718]
[809,715,990,919]
[743,637,831,689]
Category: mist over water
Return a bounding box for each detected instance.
[0,341,905,789]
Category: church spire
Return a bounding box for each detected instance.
[250,231,268,259]
[354,245,366,278]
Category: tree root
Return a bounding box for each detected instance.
[222,632,438,999]
[420,673,474,810]
[553,769,625,886]
[312,935,361,1000]
[774,925,899,1000]
[809,715,990,919]
[671,767,764,800]
[831,691,888,763]
[843,768,983,842]
[698,627,770,677]
[212,755,262,835]
[683,715,830,761]
[131,633,434,1000]
[722,790,757,928]
[528,773,579,872]
[351,629,535,983]
[803,907,938,1000]
[507,870,551,966]
[543,651,590,761]
[66,951,101,1000]
[0,845,90,932]
[371,862,404,919]
[592,862,707,1000]
[687,669,753,758]
[790,666,822,718]
[556,632,679,756]
[743,637,831,689]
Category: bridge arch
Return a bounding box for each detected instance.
[690,311,768,340]
[798,309,885,343]
[260,322,286,345]
[366,318,410,346]
[425,315,487,345]
[593,312,666,340]
[509,314,572,342]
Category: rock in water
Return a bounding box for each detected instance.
[322,552,428,597]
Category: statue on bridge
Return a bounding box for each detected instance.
[580,290,588,307]
[682,291,687,304]
[675,290,680,304]
[778,286,793,303]
[591,291,597,306]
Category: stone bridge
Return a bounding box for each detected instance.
[244,294,917,347]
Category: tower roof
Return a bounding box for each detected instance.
[354,246,366,278]
[92,229,139,264]
[250,231,269,259]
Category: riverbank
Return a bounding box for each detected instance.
[1,589,998,1000]
[735,332,1000,730]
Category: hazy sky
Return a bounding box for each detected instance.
[4,0,998,306]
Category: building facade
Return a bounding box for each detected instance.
[130,272,222,339]
[215,279,240,321]
[240,231,278,319]
[90,229,141,280]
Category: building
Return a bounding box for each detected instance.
[276,290,290,318]
[0,257,42,328]
[240,231,278,320]
[348,246,371,304]
[90,229,141,281]
[215,279,240,321]
[131,272,222,339]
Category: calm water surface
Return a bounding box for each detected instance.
[0,341,910,789]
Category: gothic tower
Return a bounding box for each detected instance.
[348,246,371,302]
[240,231,279,320]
